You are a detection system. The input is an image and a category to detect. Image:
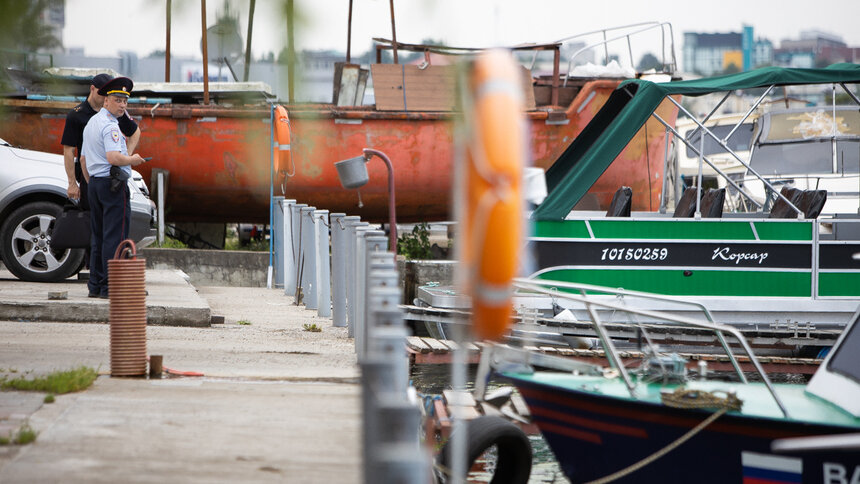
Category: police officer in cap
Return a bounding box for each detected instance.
[81,76,146,298]
[61,73,140,208]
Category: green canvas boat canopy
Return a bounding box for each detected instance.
[533,63,860,220]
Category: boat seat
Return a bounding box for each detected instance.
[700,188,726,218]
[800,189,827,219]
[605,186,632,217]
[768,186,803,218]
[672,187,698,218]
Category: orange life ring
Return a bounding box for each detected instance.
[274,105,293,177]
[461,50,525,341]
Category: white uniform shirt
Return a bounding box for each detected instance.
[82,108,130,178]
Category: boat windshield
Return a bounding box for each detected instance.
[684,123,754,159]
[827,309,860,384]
[749,139,860,175]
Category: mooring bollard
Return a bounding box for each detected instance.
[272,196,285,288]
[361,249,429,483]
[344,218,365,337]
[330,213,349,327]
[314,209,331,318]
[281,199,297,295]
[300,206,318,310]
[289,203,307,301]
[353,225,375,356]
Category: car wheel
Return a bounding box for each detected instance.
[0,201,85,282]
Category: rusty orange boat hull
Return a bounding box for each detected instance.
[0,80,677,223]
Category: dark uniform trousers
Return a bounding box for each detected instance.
[88,177,130,297]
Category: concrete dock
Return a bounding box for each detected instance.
[0,269,361,483]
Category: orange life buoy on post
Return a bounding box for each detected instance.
[274,105,294,180]
[460,50,525,341]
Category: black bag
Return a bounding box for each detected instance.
[51,203,91,249]
[109,166,130,193]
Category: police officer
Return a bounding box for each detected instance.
[61,73,140,208]
[81,77,146,299]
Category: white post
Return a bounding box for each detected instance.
[282,199,297,295]
[315,209,331,318]
[330,213,349,327]
[300,206,318,310]
[157,171,165,245]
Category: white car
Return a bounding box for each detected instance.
[0,137,156,282]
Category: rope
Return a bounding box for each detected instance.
[318,215,331,228]
[584,403,731,484]
[661,388,743,412]
[336,218,346,230]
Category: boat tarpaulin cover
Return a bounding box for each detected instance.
[534,63,860,220]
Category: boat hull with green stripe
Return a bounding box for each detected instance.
[528,214,860,327]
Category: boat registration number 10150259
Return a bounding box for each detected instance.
[601,247,668,261]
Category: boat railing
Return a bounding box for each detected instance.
[654,82,860,218]
[513,277,791,417]
[560,21,677,87]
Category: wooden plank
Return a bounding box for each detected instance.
[510,393,531,418]
[539,346,558,354]
[372,63,535,112]
[440,339,459,351]
[443,390,477,407]
[479,401,504,417]
[406,336,431,354]
[372,64,457,111]
[466,342,480,352]
[420,337,450,354]
[448,405,481,420]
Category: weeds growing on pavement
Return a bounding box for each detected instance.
[0,366,97,394]
[44,394,55,403]
[237,320,252,326]
[0,423,38,446]
[303,323,322,332]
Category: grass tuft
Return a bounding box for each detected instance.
[302,323,322,333]
[237,320,252,326]
[44,394,55,403]
[0,366,97,394]
[0,423,38,446]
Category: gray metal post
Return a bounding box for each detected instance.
[157,171,166,245]
[300,206,318,310]
[290,203,307,301]
[281,199,297,295]
[272,196,285,288]
[353,225,373,358]
[361,252,429,484]
[344,218,364,337]
[314,209,331,318]
[330,213,348,327]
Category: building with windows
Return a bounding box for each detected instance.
[682,26,773,76]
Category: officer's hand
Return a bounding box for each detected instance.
[67,182,80,200]
[129,154,145,166]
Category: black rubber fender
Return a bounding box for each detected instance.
[438,416,532,484]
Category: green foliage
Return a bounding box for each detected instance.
[44,394,55,404]
[237,320,252,326]
[13,424,37,445]
[154,237,188,249]
[302,323,321,332]
[0,366,97,394]
[397,223,432,260]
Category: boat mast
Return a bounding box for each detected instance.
[165,0,171,82]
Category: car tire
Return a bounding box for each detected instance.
[0,201,85,282]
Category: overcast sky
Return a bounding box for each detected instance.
[64,0,860,64]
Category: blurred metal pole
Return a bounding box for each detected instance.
[314,209,331,318]
[344,218,364,337]
[243,0,255,82]
[282,199,297,295]
[329,213,348,327]
[272,196,285,288]
[164,0,171,82]
[353,225,372,357]
[290,203,307,301]
[200,0,209,105]
[300,206,318,310]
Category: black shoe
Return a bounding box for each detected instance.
[88,292,100,298]
[99,293,109,300]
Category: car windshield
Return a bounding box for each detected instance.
[684,123,754,159]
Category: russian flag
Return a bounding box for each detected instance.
[742,451,803,484]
